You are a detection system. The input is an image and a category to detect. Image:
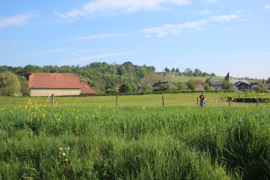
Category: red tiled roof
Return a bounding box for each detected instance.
[80,82,97,94]
[29,73,81,89]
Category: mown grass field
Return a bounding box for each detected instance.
[169,76,254,83]
[0,94,270,179]
[0,92,269,109]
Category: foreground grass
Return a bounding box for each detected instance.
[0,99,269,179]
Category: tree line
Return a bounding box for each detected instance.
[0,62,156,94]
[164,67,216,77]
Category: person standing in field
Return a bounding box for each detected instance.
[199,92,207,107]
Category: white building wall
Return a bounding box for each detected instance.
[30,88,81,96]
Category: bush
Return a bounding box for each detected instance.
[141,85,152,92]
[204,84,211,91]
[0,71,21,96]
[187,81,196,90]
[221,80,232,90]
[119,83,132,93]
[255,84,268,93]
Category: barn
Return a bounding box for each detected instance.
[29,73,96,96]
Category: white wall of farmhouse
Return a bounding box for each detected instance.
[30,88,81,96]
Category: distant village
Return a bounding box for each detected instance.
[138,72,270,92]
[26,72,269,97]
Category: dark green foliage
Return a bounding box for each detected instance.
[255,84,268,93]
[176,68,180,73]
[141,85,152,92]
[119,83,132,93]
[205,78,211,83]
[222,80,233,90]
[193,68,202,76]
[0,62,155,93]
[204,84,211,90]
[0,72,21,95]
[164,67,170,72]
[176,82,186,90]
[187,81,196,90]
[158,83,177,91]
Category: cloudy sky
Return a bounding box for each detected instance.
[0,0,269,78]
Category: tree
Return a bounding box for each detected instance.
[185,68,193,76]
[193,68,202,76]
[171,68,175,72]
[202,72,209,76]
[165,67,170,73]
[205,78,211,83]
[176,68,180,73]
[0,72,21,95]
[176,82,186,90]
[268,77,270,81]
[119,83,132,93]
[221,80,232,90]
[210,73,216,77]
[187,81,196,90]
[117,67,126,75]
[255,84,267,93]
[141,85,152,92]
[204,84,211,91]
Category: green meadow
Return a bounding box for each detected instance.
[0,93,270,179]
[0,92,269,109]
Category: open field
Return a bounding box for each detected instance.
[0,92,269,109]
[0,99,270,179]
[169,76,254,83]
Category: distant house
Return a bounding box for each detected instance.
[163,72,176,77]
[116,87,120,93]
[208,81,222,90]
[233,81,251,91]
[262,83,270,90]
[250,83,258,90]
[29,73,96,96]
[138,83,149,92]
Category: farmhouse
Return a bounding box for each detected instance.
[29,73,96,96]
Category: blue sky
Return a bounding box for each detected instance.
[0,0,269,79]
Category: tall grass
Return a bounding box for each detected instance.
[0,100,269,179]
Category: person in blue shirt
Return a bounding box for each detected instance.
[199,92,207,107]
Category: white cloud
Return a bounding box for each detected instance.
[58,0,189,21]
[68,33,129,41]
[138,14,239,37]
[32,48,71,56]
[190,9,211,15]
[70,49,93,54]
[235,11,241,14]
[210,14,239,22]
[0,13,37,28]
[59,52,131,64]
[264,5,270,9]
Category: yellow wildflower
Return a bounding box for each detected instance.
[143,107,145,110]
[65,159,68,162]
[76,117,78,120]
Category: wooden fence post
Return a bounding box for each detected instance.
[116,95,119,107]
[162,96,165,107]
[52,94,54,107]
